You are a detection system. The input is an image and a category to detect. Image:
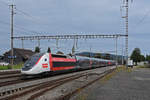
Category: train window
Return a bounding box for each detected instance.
[52,54,67,58]
[22,53,44,71]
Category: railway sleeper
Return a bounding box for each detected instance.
[0,88,22,97]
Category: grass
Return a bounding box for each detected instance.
[116,66,126,72]
[0,63,24,70]
[0,66,11,70]
[13,63,24,69]
[100,68,117,84]
[100,65,133,83]
[136,64,150,69]
[78,93,88,100]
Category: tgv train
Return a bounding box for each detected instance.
[21,53,115,77]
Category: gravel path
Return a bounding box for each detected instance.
[73,68,150,100]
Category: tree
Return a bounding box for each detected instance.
[130,48,141,65]
[47,47,51,53]
[140,55,145,61]
[35,46,40,53]
[103,53,111,60]
[95,53,102,59]
[146,55,150,63]
[56,51,64,54]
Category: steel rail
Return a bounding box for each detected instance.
[57,69,115,100]
[0,73,86,100]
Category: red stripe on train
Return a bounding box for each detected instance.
[52,57,76,62]
[52,66,75,71]
[49,53,53,71]
[108,62,111,65]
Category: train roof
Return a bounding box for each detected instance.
[38,53,115,62]
[76,55,115,62]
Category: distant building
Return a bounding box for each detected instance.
[137,61,148,66]
[0,55,9,66]
[3,48,35,64]
[128,58,133,67]
[0,62,9,66]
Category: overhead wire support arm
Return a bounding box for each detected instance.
[13,34,127,40]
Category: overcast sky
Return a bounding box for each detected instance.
[0,0,150,55]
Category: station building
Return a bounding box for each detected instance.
[3,48,35,65]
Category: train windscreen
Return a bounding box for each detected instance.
[22,53,44,71]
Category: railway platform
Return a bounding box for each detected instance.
[73,67,150,100]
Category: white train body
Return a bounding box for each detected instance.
[21,53,50,75]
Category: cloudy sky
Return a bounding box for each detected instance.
[0,0,150,55]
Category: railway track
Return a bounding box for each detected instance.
[0,70,20,76]
[0,78,32,87]
[57,69,114,100]
[0,67,107,87]
[0,74,21,80]
[0,70,21,86]
[0,67,116,100]
[0,71,84,87]
[0,73,87,100]
[28,69,115,100]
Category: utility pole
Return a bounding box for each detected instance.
[38,38,40,47]
[21,39,24,49]
[115,37,118,68]
[125,0,129,68]
[122,0,129,68]
[90,45,92,58]
[122,42,124,65]
[56,39,59,50]
[10,4,15,69]
[72,38,76,54]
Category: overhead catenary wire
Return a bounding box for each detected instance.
[0,1,44,36]
[0,0,8,6]
[15,11,53,36]
[0,0,47,26]
[133,10,150,29]
[15,8,35,19]
[13,8,44,35]
[15,8,43,25]
[0,20,40,35]
[0,4,42,36]
[15,8,52,28]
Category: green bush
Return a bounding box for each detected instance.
[0,63,24,70]
[7,65,11,69]
[0,66,9,70]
